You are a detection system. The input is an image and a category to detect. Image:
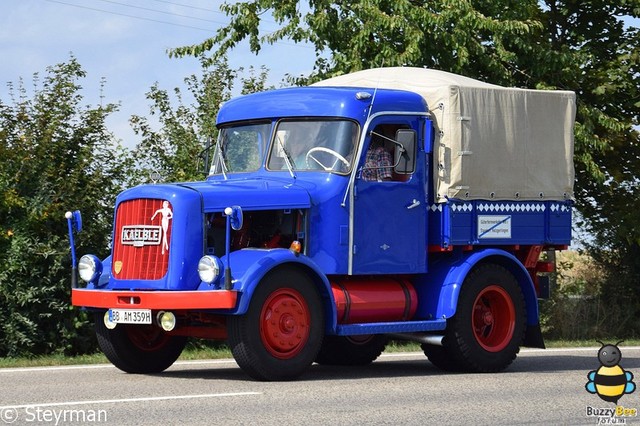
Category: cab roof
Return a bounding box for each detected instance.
[216,86,427,126]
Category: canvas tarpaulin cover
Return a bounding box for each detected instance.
[313,67,576,203]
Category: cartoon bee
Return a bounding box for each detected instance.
[585,340,636,404]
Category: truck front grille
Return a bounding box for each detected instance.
[112,199,173,280]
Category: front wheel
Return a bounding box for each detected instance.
[95,313,187,374]
[227,268,324,380]
[423,264,526,373]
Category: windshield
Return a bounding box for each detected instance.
[210,122,270,175]
[267,120,359,174]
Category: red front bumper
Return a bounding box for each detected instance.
[72,288,238,310]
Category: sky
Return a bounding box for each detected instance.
[3,1,637,150]
[0,0,317,147]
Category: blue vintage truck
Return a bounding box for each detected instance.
[67,67,575,380]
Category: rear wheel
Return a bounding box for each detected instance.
[227,268,324,380]
[95,313,187,374]
[422,344,460,372]
[315,335,387,366]
[423,264,526,372]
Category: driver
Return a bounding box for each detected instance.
[362,130,393,181]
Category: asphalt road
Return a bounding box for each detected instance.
[1,347,639,425]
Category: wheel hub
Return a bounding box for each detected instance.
[471,285,516,353]
[482,311,494,326]
[281,315,296,332]
[260,289,310,359]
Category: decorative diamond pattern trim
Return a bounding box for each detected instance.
[428,202,572,214]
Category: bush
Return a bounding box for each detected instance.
[540,250,639,340]
[0,58,129,357]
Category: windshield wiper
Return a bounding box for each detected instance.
[213,141,229,180]
[277,135,296,179]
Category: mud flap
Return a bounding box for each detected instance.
[523,323,545,348]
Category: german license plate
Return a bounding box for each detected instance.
[108,308,152,324]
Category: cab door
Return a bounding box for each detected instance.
[351,117,427,274]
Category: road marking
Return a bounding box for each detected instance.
[0,358,237,373]
[378,347,640,358]
[2,347,638,373]
[0,364,115,373]
[174,359,238,366]
[521,346,640,354]
[0,392,262,410]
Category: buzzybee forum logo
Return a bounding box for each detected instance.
[584,341,637,423]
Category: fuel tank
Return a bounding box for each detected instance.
[331,278,417,324]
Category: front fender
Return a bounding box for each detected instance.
[97,255,112,288]
[221,249,337,329]
[77,255,111,289]
[421,249,539,326]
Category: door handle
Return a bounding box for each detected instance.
[407,199,421,209]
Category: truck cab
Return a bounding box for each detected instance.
[68,68,574,380]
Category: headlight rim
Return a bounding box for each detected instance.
[78,254,103,283]
[198,255,222,284]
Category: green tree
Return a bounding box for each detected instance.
[0,57,131,356]
[536,1,640,335]
[170,0,544,82]
[170,0,640,336]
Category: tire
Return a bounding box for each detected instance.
[421,344,461,372]
[423,264,526,373]
[95,312,187,374]
[227,268,324,381]
[315,335,388,366]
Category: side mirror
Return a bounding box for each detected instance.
[394,129,417,174]
[226,205,244,231]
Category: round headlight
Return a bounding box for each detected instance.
[103,311,117,330]
[157,311,176,331]
[198,255,221,284]
[78,255,103,283]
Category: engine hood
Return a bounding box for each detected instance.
[181,178,312,212]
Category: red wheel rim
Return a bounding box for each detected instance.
[472,285,515,352]
[125,325,170,352]
[260,288,311,359]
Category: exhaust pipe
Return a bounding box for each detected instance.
[390,333,444,346]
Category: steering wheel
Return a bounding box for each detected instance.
[305,147,351,171]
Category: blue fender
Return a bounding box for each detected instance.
[219,248,338,332]
[418,248,539,326]
[97,256,112,288]
[81,255,111,289]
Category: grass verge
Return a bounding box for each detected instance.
[2,339,638,369]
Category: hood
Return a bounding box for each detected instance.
[182,178,312,212]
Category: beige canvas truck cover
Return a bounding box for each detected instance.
[313,67,576,203]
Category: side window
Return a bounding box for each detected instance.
[362,124,411,182]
